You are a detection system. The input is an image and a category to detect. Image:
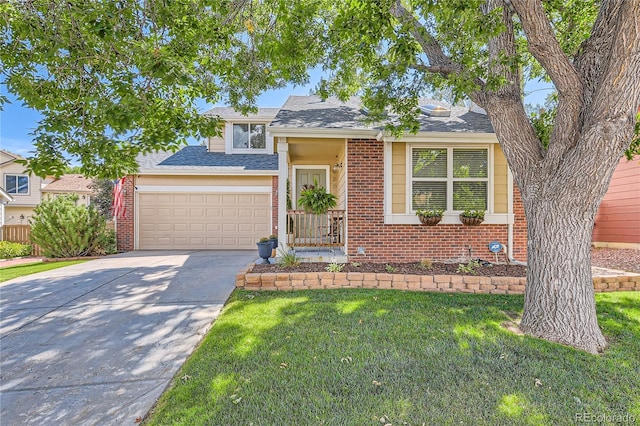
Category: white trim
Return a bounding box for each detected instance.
[291,165,331,208]
[225,121,274,154]
[277,140,289,250]
[136,169,277,176]
[385,213,514,225]
[135,185,271,193]
[343,139,349,255]
[268,126,378,139]
[3,173,30,196]
[381,132,498,143]
[134,184,273,250]
[507,166,515,259]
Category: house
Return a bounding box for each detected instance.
[41,174,95,207]
[116,96,527,262]
[0,150,48,225]
[592,155,640,249]
[0,186,15,226]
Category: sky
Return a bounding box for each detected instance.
[0,71,554,158]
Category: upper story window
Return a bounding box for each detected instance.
[411,147,488,212]
[232,123,266,150]
[5,174,29,195]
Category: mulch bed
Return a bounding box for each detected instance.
[253,261,527,277]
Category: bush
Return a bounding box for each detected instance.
[0,241,32,259]
[30,194,117,258]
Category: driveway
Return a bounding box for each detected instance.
[0,250,255,425]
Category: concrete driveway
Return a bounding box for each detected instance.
[0,250,255,425]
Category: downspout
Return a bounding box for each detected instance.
[507,167,515,262]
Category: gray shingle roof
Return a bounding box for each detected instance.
[137,146,277,172]
[269,96,371,130]
[270,95,494,133]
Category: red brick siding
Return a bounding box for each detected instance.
[512,185,527,260]
[272,176,279,235]
[346,139,527,262]
[115,176,135,251]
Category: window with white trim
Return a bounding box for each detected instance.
[5,174,29,195]
[411,147,488,212]
[232,123,266,150]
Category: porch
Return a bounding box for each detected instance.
[285,209,347,262]
[275,135,348,261]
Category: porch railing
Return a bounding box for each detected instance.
[287,210,345,248]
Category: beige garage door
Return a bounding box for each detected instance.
[138,192,271,249]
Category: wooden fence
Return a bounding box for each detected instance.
[1,225,43,256]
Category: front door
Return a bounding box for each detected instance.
[295,168,327,206]
[294,168,328,244]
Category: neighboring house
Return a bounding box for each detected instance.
[0,186,15,226]
[41,174,95,207]
[592,155,640,249]
[117,96,527,262]
[0,150,48,225]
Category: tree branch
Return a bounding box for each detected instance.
[510,0,584,165]
[408,64,460,75]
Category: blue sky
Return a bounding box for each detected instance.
[0,74,553,158]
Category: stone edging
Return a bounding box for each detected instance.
[236,264,640,294]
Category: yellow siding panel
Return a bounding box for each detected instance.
[392,143,406,214]
[207,124,226,152]
[493,146,508,213]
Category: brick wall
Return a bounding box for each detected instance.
[272,176,279,235]
[346,139,527,262]
[115,176,135,251]
[236,265,640,294]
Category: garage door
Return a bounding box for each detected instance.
[138,192,271,249]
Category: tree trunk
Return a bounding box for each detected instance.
[519,177,608,354]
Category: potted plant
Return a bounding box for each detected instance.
[256,237,273,264]
[297,180,337,214]
[268,234,278,257]
[415,209,444,226]
[459,209,485,226]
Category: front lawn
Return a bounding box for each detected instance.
[146,290,639,425]
[0,260,86,283]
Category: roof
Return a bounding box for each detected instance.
[0,186,14,202]
[203,107,281,120]
[0,149,23,166]
[269,95,494,134]
[269,96,371,130]
[137,146,278,173]
[42,174,94,193]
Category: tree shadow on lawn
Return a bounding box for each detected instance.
[149,290,640,426]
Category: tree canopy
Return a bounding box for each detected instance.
[3,1,636,179]
[2,0,639,353]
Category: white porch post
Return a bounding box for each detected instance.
[277,139,289,251]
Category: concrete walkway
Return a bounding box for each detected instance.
[0,250,255,425]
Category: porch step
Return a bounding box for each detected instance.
[288,248,348,264]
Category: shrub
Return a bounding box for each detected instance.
[0,241,32,259]
[277,249,301,268]
[30,194,116,258]
[418,258,433,269]
[325,262,345,272]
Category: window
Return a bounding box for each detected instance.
[411,147,488,212]
[5,174,29,195]
[232,123,266,150]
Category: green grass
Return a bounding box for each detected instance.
[0,260,86,282]
[146,290,640,425]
